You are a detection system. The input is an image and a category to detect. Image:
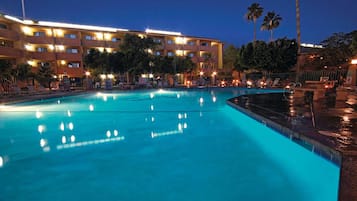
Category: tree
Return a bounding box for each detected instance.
[36,63,55,89]
[316,32,354,67]
[237,38,297,73]
[223,45,239,70]
[118,34,157,82]
[11,63,32,84]
[351,30,357,55]
[261,11,282,41]
[0,59,12,93]
[245,3,264,44]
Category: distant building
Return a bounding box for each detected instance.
[0,13,223,81]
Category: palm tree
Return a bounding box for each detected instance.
[261,11,282,42]
[245,3,264,44]
[295,0,301,82]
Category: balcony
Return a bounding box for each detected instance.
[57,66,84,78]
[105,41,121,48]
[55,38,81,46]
[28,52,56,61]
[0,46,23,58]
[25,36,54,44]
[0,29,20,41]
[82,40,106,47]
[199,45,214,51]
[56,52,82,61]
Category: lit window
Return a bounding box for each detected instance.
[34,32,45,37]
[155,51,161,56]
[37,47,47,52]
[188,41,195,46]
[189,53,195,57]
[66,48,79,54]
[168,52,174,57]
[154,38,161,44]
[68,62,80,68]
[85,35,93,40]
[167,40,173,44]
[111,38,121,42]
[65,34,77,39]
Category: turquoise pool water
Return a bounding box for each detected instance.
[0,88,339,201]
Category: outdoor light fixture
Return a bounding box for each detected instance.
[145,28,181,36]
[351,59,357,65]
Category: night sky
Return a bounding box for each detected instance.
[1,0,356,47]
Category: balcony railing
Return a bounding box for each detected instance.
[55,38,81,46]
[0,29,20,41]
[27,52,56,60]
[0,46,24,58]
[81,40,106,47]
[25,36,54,44]
[56,52,82,61]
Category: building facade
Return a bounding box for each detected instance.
[0,13,223,81]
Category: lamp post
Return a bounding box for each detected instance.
[21,0,26,20]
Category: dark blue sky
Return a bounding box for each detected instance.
[1,0,356,47]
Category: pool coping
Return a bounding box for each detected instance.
[226,92,357,201]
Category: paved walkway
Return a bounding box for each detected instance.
[227,90,357,201]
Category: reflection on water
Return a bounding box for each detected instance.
[56,136,125,150]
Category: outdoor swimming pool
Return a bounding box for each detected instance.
[0,88,339,201]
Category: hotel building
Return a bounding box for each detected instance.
[0,13,223,81]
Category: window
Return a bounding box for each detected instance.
[201,42,209,46]
[188,53,195,57]
[167,40,173,44]
[38,62,50,67]
[85,35,93,40]
[167,52,174,57]
[65,33,77,39]
[112,38,121,42]
[154,38,161,44]
[34,32,45,37]
[0,24,7,29]
[68,62,80,68]
[155,51,161,56]
[66,48,79,54]
[187,41,195,46]
[37,47,47,52]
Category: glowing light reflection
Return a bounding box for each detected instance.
[60,122,65,131]
[150,93,154,99]
[177,94,180,98]
[62,136,66,144]
[150,105,154,111]
[89,104,94,111]
[67,110,72,117]
[114,130,118,136]
[38,125,45,134]
[68,122,74,130]
[212,96,217,102]
[40,139,47,147]
[56,136,125,150]
[0,156,3,167]
[106,130,111,138]
[36,110,42,119]
[151,130,183,138]
[70,135,76,142]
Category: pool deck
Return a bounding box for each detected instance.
[227,90,357,201]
